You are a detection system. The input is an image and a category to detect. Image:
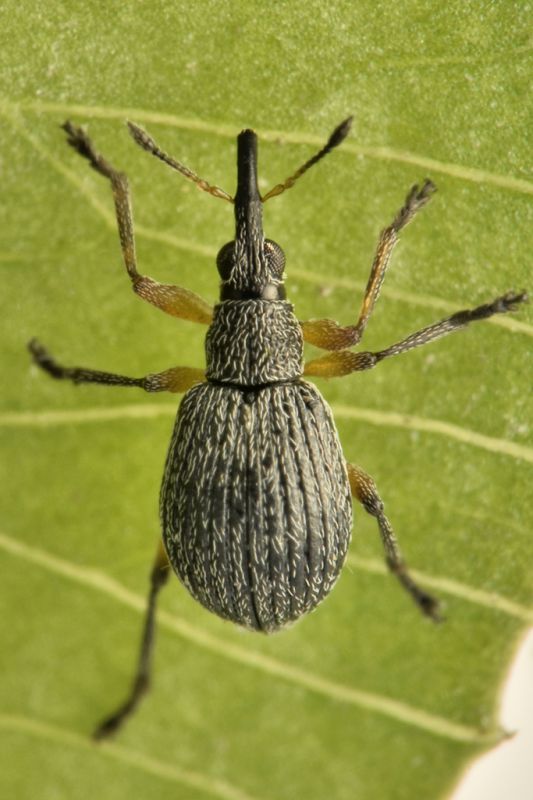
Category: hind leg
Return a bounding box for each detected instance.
[94,542,171,740]
[347,462,441,621]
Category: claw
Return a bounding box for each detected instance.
[61,120,117,180]
[497,291,529,312]
[27,339,64,379]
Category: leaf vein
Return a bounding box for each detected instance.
[2,402,532,465]
[0,531,523,742]
[3,97,533,195]
[6,109,531,339]
[0,714,260,800]
[346,555,533,623]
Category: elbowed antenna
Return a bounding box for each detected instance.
[262,116,353,201]
[127,121,233,202]
[127,117,353,207]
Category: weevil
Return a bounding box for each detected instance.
[29,117,527,739]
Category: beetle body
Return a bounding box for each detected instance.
[161,298,353,632]
[31,116,526,737]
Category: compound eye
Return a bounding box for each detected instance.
[216,241,235,281]
[264,239,285,279]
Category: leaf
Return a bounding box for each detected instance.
[1,3,532,799]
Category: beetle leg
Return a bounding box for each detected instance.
[346,463,441,622]
[300,181,436,350]
[304,291,528,377]
[93,540,170,740]
[62,121,213,325]
[131,277,213,324]
[28,339,205,393]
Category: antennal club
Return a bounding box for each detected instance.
[262,116,353,202]
[127,121,234,203]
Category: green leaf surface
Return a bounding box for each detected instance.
[1,3,532,799]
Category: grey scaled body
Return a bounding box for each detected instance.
[161,299,353,632]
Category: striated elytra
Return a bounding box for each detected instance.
[29,116,527,739]
[163,380,352,633]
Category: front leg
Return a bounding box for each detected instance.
[300,181,436,350]
[62,121,213,325]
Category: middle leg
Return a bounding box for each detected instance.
[29,339,204,394]
[304,291,527,377]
